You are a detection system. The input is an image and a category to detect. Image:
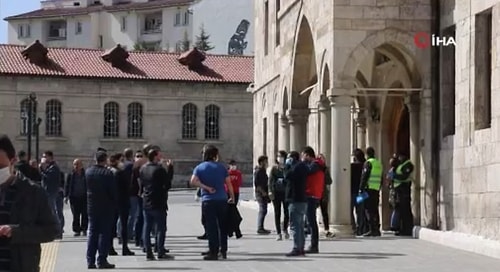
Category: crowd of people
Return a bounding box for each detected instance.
[0,132,416,270]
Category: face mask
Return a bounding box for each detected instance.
[285,158,293,165]
[118,162,124,169]
[229,165,237,170]
[0,167,12,185]
[278,157,285,164]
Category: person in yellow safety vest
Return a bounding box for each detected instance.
[390,153,414,236]
[359,147,382,237]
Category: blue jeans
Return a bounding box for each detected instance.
[257,200,268,230]
[142,209,167,255]
[202,200,228,254]
[288,202,307,251]
[47,193,64,235]
[306,197,320,249]
[128,196,139,237]
[87,214,113,265]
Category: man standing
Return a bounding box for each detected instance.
[140,146,174,260]
[284,151,308,257]
[254,155,271,234]
[351,149,368,236]
[124,149,138,244]
[269,150,289,241]
[301,146,325,253]
[14,150,39,181]
[0,135,58,271]
[64,159,88,236]
[86,150,117,269]
[391,153,414,236]
[40,151,63,239]
[359,147,382,237]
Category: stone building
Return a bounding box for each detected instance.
[0,41,254,186]
[251,0,500,248]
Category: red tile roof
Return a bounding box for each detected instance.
[4,0,194,20]
[0,44,254,84]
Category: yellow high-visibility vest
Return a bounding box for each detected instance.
[367,158,382,191]
[394,160,412,187]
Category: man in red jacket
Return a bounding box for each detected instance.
[301,146,325,254]
[227,160,243,203]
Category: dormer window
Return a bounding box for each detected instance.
[17,24,31,39]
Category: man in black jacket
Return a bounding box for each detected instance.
[14,150,39,182]
[86,151,117,269]
[40,151,63,239]
[139,146,173,260]
[0,135,58,271]
[284,151,308,257]
[254,155,271,234]
[64,159,88,236]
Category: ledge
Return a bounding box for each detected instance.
[15,136,68,142]
[177,139,224,145]
[99,138,148,143]
[413,226,500,259]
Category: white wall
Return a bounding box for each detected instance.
[191,0,253,55]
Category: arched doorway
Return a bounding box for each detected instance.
[289,16,317,151]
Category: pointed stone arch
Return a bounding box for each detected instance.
[290,16,318,109]
[322,64,330,94]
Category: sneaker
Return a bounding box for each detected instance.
[257,229,271,235]
[197,234,208,240]
[286,250,305,257]
[97,262,115,269]
[203,254,218,261]
[284,231,290,240]
[305,247,319,254]
[157,254,175,260]
[325,231,335,238]
[73,232,80,237]
[122,249,135,256]
[276,234,282,241]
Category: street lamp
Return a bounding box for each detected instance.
[26,93,37,161]
[35,117,42,161]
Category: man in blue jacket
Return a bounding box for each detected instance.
[86,151,117,269]
[40,150,63,239]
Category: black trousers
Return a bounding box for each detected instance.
[319,198,329,231]
[365,189,380,233]
[69,196,88,233]
[134,197,144,246]
[272,192,289,234]
[394,183,414,235]
[118,204,130,250]
[351,193,369,235]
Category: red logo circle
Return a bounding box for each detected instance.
[414,32,431,49]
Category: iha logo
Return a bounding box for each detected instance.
[413,32,456,49]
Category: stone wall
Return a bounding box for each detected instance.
[439,1,500,241]
[0,76,254,187]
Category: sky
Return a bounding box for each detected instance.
[0,0,40,43]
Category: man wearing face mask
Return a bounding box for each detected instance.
[0,135,58,271]
[269,150,290,241]
[40,151,63,239]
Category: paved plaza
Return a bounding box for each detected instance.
[42,189,500,272]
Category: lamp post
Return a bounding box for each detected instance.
[35,117,42,161]
[26,93,37,161]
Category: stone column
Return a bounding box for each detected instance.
[278,114,290,151]
[319,97,331,162]
[329,95,353,237]
[355,112,367,150]
[407,98,421,226]
[287,109,308,152]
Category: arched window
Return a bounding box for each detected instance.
[45,99,62,137]
[182,103,197,139]
[127,102,143,138]
[205,104,220,140]
[104,102,119,138]
[20,99,34,136]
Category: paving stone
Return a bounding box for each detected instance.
[52,189,500,272]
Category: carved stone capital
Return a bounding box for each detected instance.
[328,95,353,107]
[286,109,309,124]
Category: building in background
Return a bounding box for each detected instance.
[251,0,500,249]
[4,0,253,55]
[0,41,254,185]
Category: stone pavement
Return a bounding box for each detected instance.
[44,189,500,272]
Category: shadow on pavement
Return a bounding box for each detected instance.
[237,251,405,260]
[115,267,199,270]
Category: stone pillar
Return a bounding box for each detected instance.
[407,98,421,226]
[328,95,353,237]
[319,97,331,163]
[355,111,367,150]
[278,114,290,151]
[287,109,308,152]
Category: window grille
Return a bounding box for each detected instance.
[205,104,220,140]
[104,102,119,138]
[45,99,62,137]
[182,103,197,139]
[127,102,143,138]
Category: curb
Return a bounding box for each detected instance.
[413,226,500,259]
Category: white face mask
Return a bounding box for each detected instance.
[118,162,124,169]
[0,167,12,185]
[278,157,285,164]
[229,165,237,170]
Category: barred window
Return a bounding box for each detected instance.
[182,103,197,139]
[127,102,143,138]
[104,102,119,138]
[45,99,62,137]
[20,99,35,136]
[205,104,220,140]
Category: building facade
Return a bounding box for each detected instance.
[0,42,254,186]
[252,0,500,243]
[5,0,254,55]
